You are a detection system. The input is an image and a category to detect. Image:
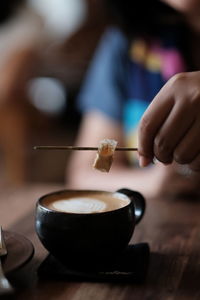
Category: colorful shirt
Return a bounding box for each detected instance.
[77,27,185,164]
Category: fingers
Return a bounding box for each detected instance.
[138,156,152,167]
[189,153,200,171]
[153,99,195,163]
[140,107,200,168]
[174,119,200,164]
[138,87,174,163]
[138,71,200,169]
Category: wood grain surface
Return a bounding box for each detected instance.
[1,183,200,300]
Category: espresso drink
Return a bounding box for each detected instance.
[43,192,130,214]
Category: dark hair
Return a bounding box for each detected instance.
[104,0,184,38]
[0,0,25,24]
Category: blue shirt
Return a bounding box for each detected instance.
[77,27,185,163]
[77,27,128,122]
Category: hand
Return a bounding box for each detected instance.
[138,71,200,171]
[153,162,200,198]
[132,162,200,199]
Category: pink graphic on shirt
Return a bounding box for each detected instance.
[152,42,186,80]
[161,50,185,79]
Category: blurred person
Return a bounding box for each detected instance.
[0,0,88,109]
[0,0,45,184]
[0,0,89,184]
[136,1,200,173]
[66,0,200,199]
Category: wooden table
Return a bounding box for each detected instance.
[1,183,200,300]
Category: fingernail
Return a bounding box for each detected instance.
[139,156,151,167]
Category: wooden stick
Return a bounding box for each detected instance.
[33,146,138,151]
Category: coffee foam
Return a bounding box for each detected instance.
[43,192,130,214]
[52,197,107,213]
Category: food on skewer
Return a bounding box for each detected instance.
[93,139,118,172]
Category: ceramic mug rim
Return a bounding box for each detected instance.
[37,189,132,216]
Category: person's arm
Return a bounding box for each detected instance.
[66,28,135,190]
[66,110,164,194]
[67,111,124,190]
[67,28,191,198]
[138,71,200,171]
[0,46,39,102]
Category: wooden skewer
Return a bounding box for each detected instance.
[33,146,138,151]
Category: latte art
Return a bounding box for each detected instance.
[44,191,130,214]
[52,197,107,213]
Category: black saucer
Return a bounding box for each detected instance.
[3,231,34,275]
[38,243,150,283]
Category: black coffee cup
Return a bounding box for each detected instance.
[35,188,145,267]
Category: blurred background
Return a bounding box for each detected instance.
[0,0,107,186]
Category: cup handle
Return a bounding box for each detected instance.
[117,189,145,224]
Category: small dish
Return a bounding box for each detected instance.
[2,231,34,275]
